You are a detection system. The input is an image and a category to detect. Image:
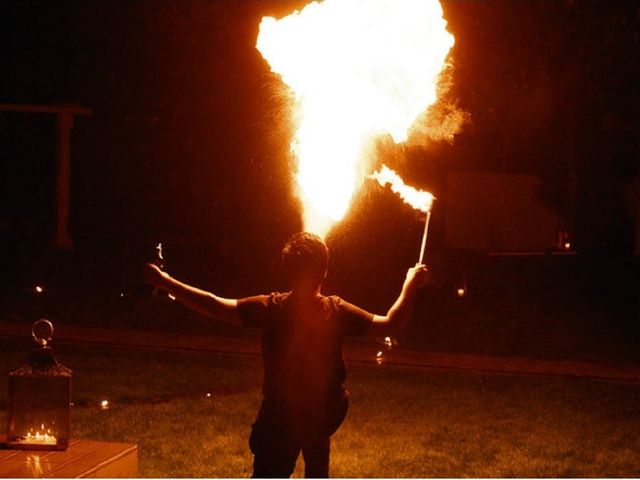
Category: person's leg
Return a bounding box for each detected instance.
[301,436,330,478]
[250,422,299,478]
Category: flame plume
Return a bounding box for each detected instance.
[257,0,454,237]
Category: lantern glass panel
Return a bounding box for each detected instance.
[8,373,71,450]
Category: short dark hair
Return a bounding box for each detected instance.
[281,232,328,286]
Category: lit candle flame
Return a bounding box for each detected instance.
[257,0,454,238]
[20,425,57,445]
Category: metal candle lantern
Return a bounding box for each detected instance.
[6,319,72,451]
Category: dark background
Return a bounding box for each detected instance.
[1,0,639,360]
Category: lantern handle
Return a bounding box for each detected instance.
[32,319,54,347]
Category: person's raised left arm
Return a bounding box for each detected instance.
[372,264,428,334]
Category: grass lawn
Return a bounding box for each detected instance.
[1,337,639,477]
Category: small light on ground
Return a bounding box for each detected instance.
[120,292,124,298]
[35,286,43,294]
[100,400,110,410]
[457,287,466,298]
[564,242,571,250]
[168,293,176,301]
[376,350,384,365]
[205,393,212,398]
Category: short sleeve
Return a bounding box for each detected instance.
[237,295,272,328]
[333,296,375,336]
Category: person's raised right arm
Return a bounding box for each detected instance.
[371,264,428,334]
[141,263,241,326]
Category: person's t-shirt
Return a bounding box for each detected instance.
[237,292,374,421]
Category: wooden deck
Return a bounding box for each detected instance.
[0,435,138,478]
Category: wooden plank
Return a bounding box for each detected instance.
[78,446,138,478]
[70,443,137,466]
[46,444,138,478]
[2,456,57,478]
[0,447,24,461]
[1,435,138,478]
[31,440,103,465]
[1,441,102,477]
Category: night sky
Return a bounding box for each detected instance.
[1,0,639,303]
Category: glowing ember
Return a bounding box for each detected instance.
[457,287,466,298]
[370,165,434,213]
[34,286,43,294]
[168,293,176,301]
[257,0,454,237]
[376,350,384,365]
[100,400,110,410]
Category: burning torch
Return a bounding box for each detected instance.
[369,165,435,264]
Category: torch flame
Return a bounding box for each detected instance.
[370,165,434,213]
[257,0,454,237]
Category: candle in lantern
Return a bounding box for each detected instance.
[18,424,57,445]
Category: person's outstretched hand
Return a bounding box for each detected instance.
[141,263,166,287]
[404,264,429,293]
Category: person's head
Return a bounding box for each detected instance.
[281,232,328,293]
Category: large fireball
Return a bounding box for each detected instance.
[257,0,454,237]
